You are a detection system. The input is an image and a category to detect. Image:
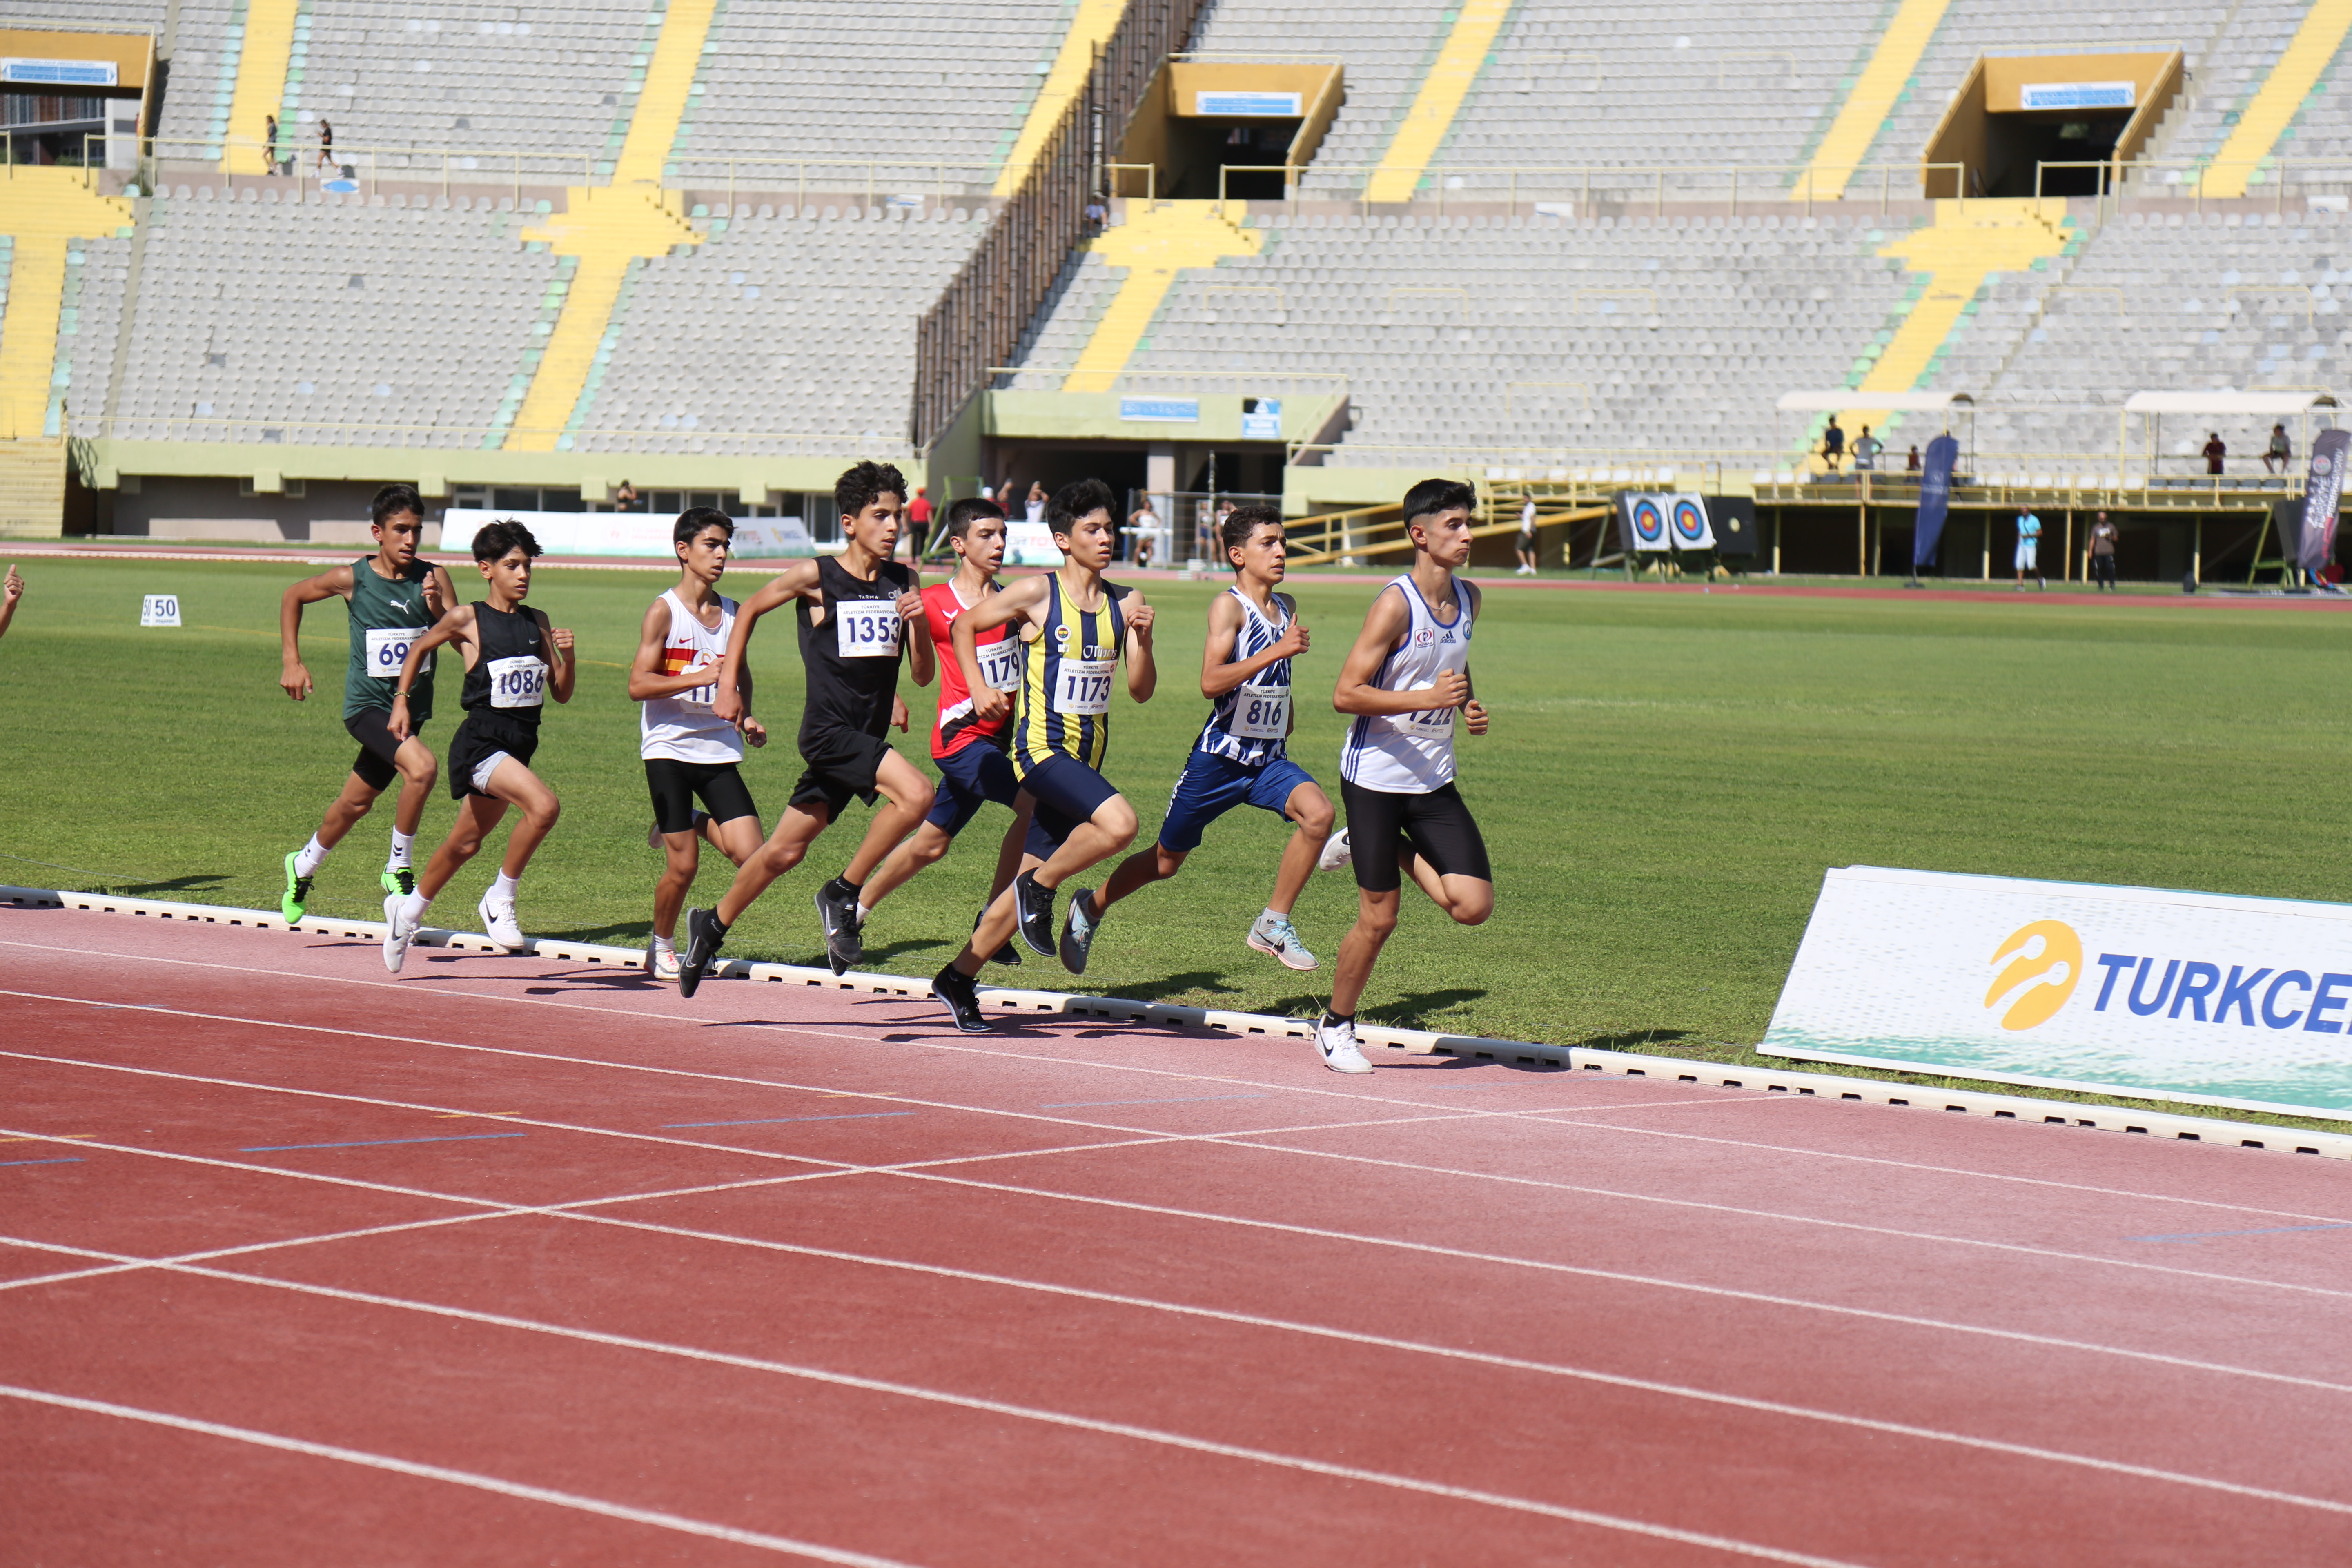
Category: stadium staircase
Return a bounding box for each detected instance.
[0,171,132,535]
[1797,0,1954,199]
[1362,0,1512,204]
[1065,200,1261,392]
[220,0,298,175]
[995,0,1130,197]
[2203,0,2352,196]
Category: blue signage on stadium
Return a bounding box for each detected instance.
[1195,91,1303,117]
[2018,81,2134,111]
[1119,397,1200,423]
[1,57,119,86]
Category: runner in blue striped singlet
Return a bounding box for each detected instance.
[928,477,1158,1031]
[1066,503,1336,978]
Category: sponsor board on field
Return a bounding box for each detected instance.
[1003,520,1065,567]
[1764,866,2352,1121]
[439,508,812,558]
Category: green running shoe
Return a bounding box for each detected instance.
[380,866,416,898]
[282,851,313,924]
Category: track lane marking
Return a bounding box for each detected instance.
[0,1384,926,1567]
[7,935,2345,1227]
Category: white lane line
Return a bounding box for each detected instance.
[9,935,2344,1227]
[886,1169,2352,1394]
[0,1384,926,1567]
[7,989,2338,1305]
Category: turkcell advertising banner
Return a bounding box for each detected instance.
[1763,865,2352,1120]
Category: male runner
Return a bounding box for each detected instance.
[1315,478,1494,1073]
[629,507,768,981]
[381,520,576,971]
[675,461,935,995]
[929,478,1156,1031]
[852,496,1036,965]
[1065,503,1331,975]
[276,483,454,922]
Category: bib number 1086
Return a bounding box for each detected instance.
[487,655,548,708]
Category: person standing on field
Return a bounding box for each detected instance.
[2088,511,2118,592]
[1515,497,1540,575]
[2013,505,2043,591]
[276,484,454,924]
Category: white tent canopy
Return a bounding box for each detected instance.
[1775,391,1976,412]
[2121,391,2339,415]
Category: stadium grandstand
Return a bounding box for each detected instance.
[2,0,2350,582]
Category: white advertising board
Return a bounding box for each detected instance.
[1003,521,1065,567]
[1763,866,2352,1121]
[439,509,812,558]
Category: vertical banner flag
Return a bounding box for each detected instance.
[1912,434,1958,572]
[2298,428,2350,579]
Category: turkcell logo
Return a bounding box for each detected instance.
[2088,953,2352,1032]
[1984,920,2080,1030]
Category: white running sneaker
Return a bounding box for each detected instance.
[644,943,682,981]
[1247,913,1319,971]
[382,893,418,974]
[1317,828,1353,873]
[1315,1014,1373,1074]
[478,891,526,951]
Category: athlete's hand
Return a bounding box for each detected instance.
[1125,601,1156,639]
[713,683,744,724]
[1271,618,1308,660]
[549,627,575,657]
[891,694,911,733]
[895,589,924,626]
[421,573,443,618]
[1428,668,1472,710]
[389,694,412,741]
[1462,699,1489,736]
[281,659,313,702]
[739,715,768,748]
[2,565,21,604]
[971,683,1010,724]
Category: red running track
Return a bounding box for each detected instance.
[2,905,2349,1566]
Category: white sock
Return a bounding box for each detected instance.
[1258,906,1283,929]
[387,829,415,870]
[294,835,330,877]
[399,891,430,926]
[491,871,520,902]
[652,933,676,954]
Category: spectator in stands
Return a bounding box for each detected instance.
[1821,416,1845,473]
[316,118,335,175]
[1906,443,1922,472]
[265,114,281,176]
[906,485,933,555]
[615,479,639,511]
[1024,481,1047,525]
[2088,510,2119,592]
[0,564,21,641]
[2265,424,2294,474]
[1515,496,1539,575]
[2204,433,2226,475]
[1851,425,1882,472]
[1083,198,1106,235]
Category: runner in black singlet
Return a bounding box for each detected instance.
[380,519,576,971]
[674,461,938,995]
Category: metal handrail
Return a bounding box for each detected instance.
[1214,158,1967,216]
[986,365,1348,393]
[73,412,919,446]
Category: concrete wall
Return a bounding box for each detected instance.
[105,477,399,537]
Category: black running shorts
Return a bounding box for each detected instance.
[446,711,540,801]
[645,757,760,835]
[345,707,420,792]
[789,726,893,820]
[1338,778,1491,894]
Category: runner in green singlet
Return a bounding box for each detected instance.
[275,484,457,921]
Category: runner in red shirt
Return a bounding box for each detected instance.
[854,496,1037,963]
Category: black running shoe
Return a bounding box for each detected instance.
[814,878,863,976]
[975,907,1021,967]
[678,905,725,998]
[1012,870,1057,957]
[931,962,992,1033]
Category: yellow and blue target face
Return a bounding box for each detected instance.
[1629,497,1666,546]
[1670,497,1709,544]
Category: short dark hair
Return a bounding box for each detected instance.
[946,496,1004,539]
[472,519,543,562]
[1047,477,1117,537]
[1402,478,1477,526]
[835,460,908,520]
[675,506,734,546]
[1220,503,1282,565]
[371,483,424,528]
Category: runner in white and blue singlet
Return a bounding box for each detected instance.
[1068,504,1336,975]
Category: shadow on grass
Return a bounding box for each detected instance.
[864,937,951,964]
[1109,970,1247,1004]
[1351,988,1490,1030]
[99,874,233,898]
[537,921,655,946]
[1570,1028,1699,1052]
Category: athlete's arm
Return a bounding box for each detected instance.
[626,596,715,702]
[895,569,933,688]
[0,564,20,641]
[1198,591,1307,699]
[537,608,577,704]
[388,603,477,739]
[425,564,457,621]
[277,563,355,701]
[1332,586,1469,716]
[1120,588,1157,702]
[956,573,1049,723]
[1459,583,1488,735]
[710,559,819,723]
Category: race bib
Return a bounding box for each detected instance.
[1231,684,1290,740]
[977,638,1024,693]
[487,654,548,709]
[1053,657,1115,716]
[834,599,902,658]
[365,626,432,679]
[675,661,718,710]
[1401,684,1456,738]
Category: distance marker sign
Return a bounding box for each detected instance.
[139,594,182,627]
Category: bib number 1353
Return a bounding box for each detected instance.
[835,601,902,658]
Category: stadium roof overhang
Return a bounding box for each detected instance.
[1774,392,1976,412]
[2120,391,2340,415]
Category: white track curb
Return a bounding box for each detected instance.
[6,884,2347,1160]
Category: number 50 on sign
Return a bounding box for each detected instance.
[140,594,182,627]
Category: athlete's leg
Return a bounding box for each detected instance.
[1094,842,1187,912]
[838,749,938,887]
[653,830,702,942]
[314,771,384,850]
[416,793,510,902]
[1265,780,1336,915]
[1031,793,1137,890]
[388,737,439,835]
[1330,887,1401,1016]
[482,757,561,880]
[713,802,831,925]
[860,820,955,911]
[991,794,1040,901]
